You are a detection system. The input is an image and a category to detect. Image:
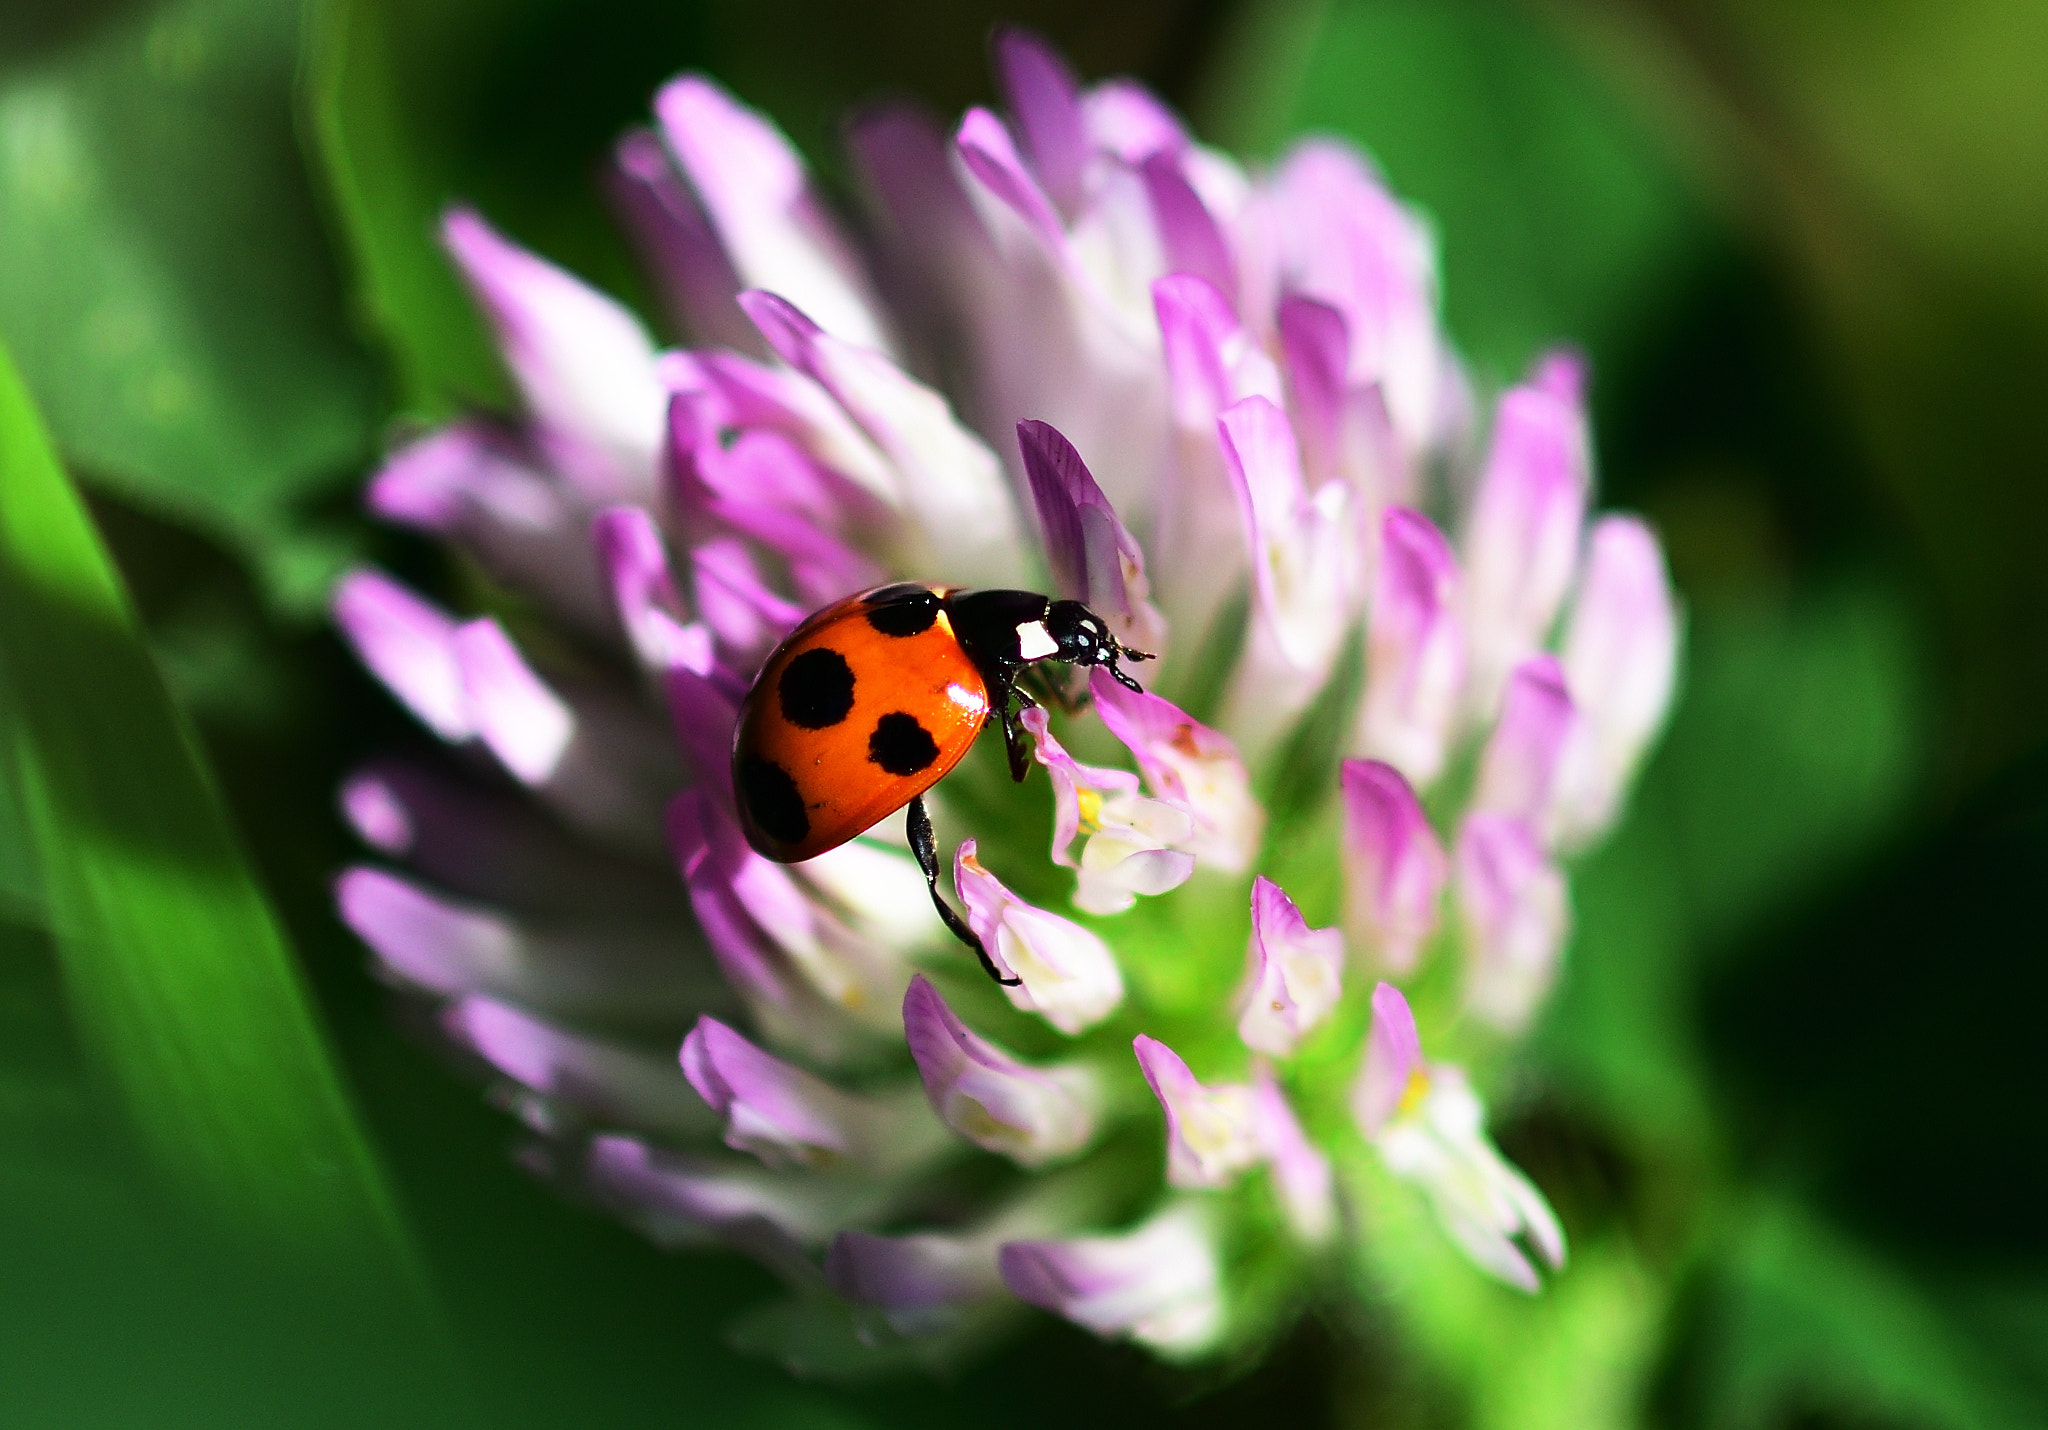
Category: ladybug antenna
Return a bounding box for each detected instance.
[1106,634,1153,692]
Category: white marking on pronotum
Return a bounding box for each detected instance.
[1016,620,1059,660]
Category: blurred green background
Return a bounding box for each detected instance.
[2,0,2044,1425]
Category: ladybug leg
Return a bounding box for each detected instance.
[906,795,1021,987]
[999,689,1034,783]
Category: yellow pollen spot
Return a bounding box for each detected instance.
[1076,786,1104,834]
[1397,1068,1431,1117]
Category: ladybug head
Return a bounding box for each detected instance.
[1046,600,1153,692]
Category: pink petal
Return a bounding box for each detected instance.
[340,758,688,918]
[1133,1034,1261,1189]
[335,866,716,1027]
[739,290,1022,585]
[1016,420,1159,648]
[1357,507,1467,786]
[1556,515,1680,842]
[1353,981,1424,1138]
[1277,296,1349,480]
[1455,814,1570,1031]
[1152,273,1279,429]
[663,662,740,789]
[1081,81,1186,162]
[654,75,890,353]
[901,974,1099,1166]
[331,569,470,742]
[1461,361,1592,712]
[1237,876,1345,1056]
[993,26,1087,217]
[680,1015,853,1165]
[606,127,757,354]
[1020,705,1140,867]
[955,841,1125,1034]
[450,618,573,784]
[827,1229,1003,1313]
[954,105,1067,250]
[1471,655,1580,843]
[592,505,714,677]
[1090,669,1262,871]
[688,536,803,671]
[445,996,713,1140]
[1339,758,1447,976]
[1266,140,1443,451]
[1140,152,1235,301]
[999,1204,1222,1354]
[440,207,664,499]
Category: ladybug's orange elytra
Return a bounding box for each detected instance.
[732,587,990,863]
[730,582,1152,984]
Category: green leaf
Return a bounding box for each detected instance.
[304,0,706,417]
[0,341,472,1421]
[0,0,383,615]
[303,0,508,418]
[1672,1196,2047,1430]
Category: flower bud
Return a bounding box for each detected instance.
[955,842,1125,1034]
[1356,507,1466,787]
[1024,707,1195,915]
[1019,418,1167,656]
[1133,1035,1261,1189]
[1351,984,1565,1291]
[1339,759,1447,976]
[653,74,892,355]
[1091,670,1263,872]
[1000,1203,1225,1356]
[1455,815,1570,1031]
[1238,876,1345,1056]
[1470,655,1583,847]
[681,1015,944,1176]
[902,975,1103,1167]
[1555,515,1680,847]
[1461,362,1590,715]
[441,207,665,500]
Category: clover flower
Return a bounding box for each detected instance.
[332,28,1680,1375]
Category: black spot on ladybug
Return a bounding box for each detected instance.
[864,587,940,637]
[778,648,855,729]
[737,755,809,845]
[868,712,939,776]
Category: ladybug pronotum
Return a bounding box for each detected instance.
[731,582,1152,986]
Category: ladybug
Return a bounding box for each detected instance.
[731,582,1152,986]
